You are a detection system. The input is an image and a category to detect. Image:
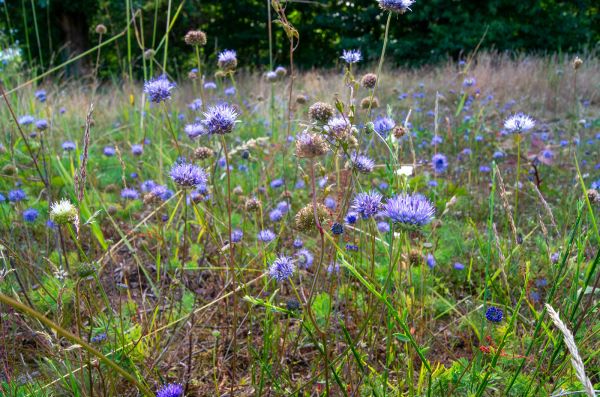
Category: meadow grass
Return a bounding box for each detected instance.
[0,9,599,397]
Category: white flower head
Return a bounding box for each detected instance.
[50,199,78,225]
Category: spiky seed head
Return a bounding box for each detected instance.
[50,199,78,225]
[294,203,330,232]
[275,66,287,77]
[95,24,107,35]
[572,56,583,70]
[296,94,308,104]
[104,184,118,193]
[143,49,155,60]
[295,132,329,158]
[393,125,408,138]
[194,146,214,160]
[360,96,379,109]
[361,73,377,89]
[233,186,243,195]
[308,102,335,124]
[218,50,238,71]
[184,30,207,46]
[245,197,262,212]
[2,164,17,175]
[587,189,600,205]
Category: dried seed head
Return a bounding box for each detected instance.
[214,70,227,79]
[143,49,155,60]
[361,73,377,89]
[104,184,118,193]
[296,94,308,104]
[587,189,600,205]
[572,56,583,70]
[294,203,330,232]
[233,186,243,195]
[107,205,118,215]
[2,164,17,175]
[360,97,379,109]
[194,146,214,160]
[95,24,107,35]
[392,125,408,139]
[184,30,207,46]
[308,102,335,124]
[408,249,422,266]
[295,132,329,159]
[188,71,198,80]
[244,197,262,212]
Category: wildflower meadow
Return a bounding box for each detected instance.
[0,0,599,396]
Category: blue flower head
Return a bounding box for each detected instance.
[485,306,503,323]
[431,153,448,173]
[184,122,206,139]
[378,0,414,13]
[9,189,27,202]
[258,229,276,243]
[341,49,362,64]
[156,383,183,397]
[296,248,314,269]
[373,117,395,136]
[144,75,176,103]
[353,154,375,174]
[202,104,238,135]
[352,191,382,219]
[269,255,295,282]
[170,162,208,188]
[121,188,139,200]
[382,193,435,227]
[23,208,39,222]
[62,141,76,151]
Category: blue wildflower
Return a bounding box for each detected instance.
[201,104,238,135]
[121,188,139,200]
[485,306,503,323]
[170,162,208,188]
[331,223,344,235]
[8,189,27,202]
[431,153,448,173]
[258,229,276,243]
[156,383,183,397]
[23,208,39,222]
[296,249,314,269]
[62,141,76,151]
[340,49,362,64]
[351,191,382,219]
[378,0,414,13]
[269,255,295,282]
[144,75,176,103]
[382,193,435,227]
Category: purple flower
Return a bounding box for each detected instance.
[345,212,358,224]
[36,119,48,130]
[270,178,284,189]
[18,115,35,125]
[293,238,303,249]
[188,98,202,111]
[103,146,116,157]
[296,249,314,269]
[141,180,157,192]
[504,113,535,133]
[377,221,390,233]
[121,188,139,200]
[231,229,243,243]
[324,197,336,210]
[426,254,436,268]
[485,306,503,323]
[8,189,27,202]
[269,255,295,282]
[382,193,435,227]
[201,104,238,135]
[224,86,236,96]
[373,117,395,136]
[131,144,143,156]
[258,229,276,243]
[378,0,414,13]
[463,77,476,87]
[170,162,208,188]
[156,383,183,397]
[23,208,39,222]
[269,208,283,222]
[331,223,344,235]
[184,122,206,138]
[62,141,76,151]
[454,262,465,270]
[340,49,362,64]
[353,154,375,174]
[432,153,448,173]
[150,185,174,201]
[351,191,382,219]
[35,89,47,102]
[144,75,176,103]
[218,50,238,70]
[204,81,217,90]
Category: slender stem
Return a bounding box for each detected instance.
[514,134,521,226]
[162,102,182,156]
[220,136,238,394]
[367,11,392,118]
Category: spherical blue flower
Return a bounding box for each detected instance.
[462,77,476,87]
[150,185,174,201]
[296,249,313,269]
[231,229,243,243]
[121,188,139,200]
[0,193,5,202]
[479,165,491,173]
[8,189,27,202]
[131,144,143,156]
[426,253,436,268]
[377,221,390,233]
[331,222,344,235]
[276,201,290,213]
[103,146,115,157]
[156,382,183,397]
[321,198,334,211]
[258,229,276,243]
[431,135,443,145]
[551,252,560,264]
[504,113,535,133]
[224,86,236,96]
[184,122,206,138]
[346,244,359,251]
[269,255,295,282]
[453,262,465,270]
[141,180,157,192]
[218,50,238,70]
[353,154,375,174]
[144,75,176,103]
[201,104,238,135]
[340,49,362,64]
[345,212,358,224]
[382,193,435,226]
[267,179,284,190]
[373,117,395,136]
[352,190,382,219]
[492,151,505,159]
[36,119,48,130]
[485,306,503,323]
[170,162,208,188]
[18,115,35,125]
[204,81,217,90]
[431,153,448,173]
[188,98,202,111]
[269,208,283,222]
[62,141,76,151]
[293,238,303,249]
[378,0,414,13]
[35,89,47,102]
[23,208,39,222]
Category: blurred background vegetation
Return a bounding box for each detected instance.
[1,0,599,79]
